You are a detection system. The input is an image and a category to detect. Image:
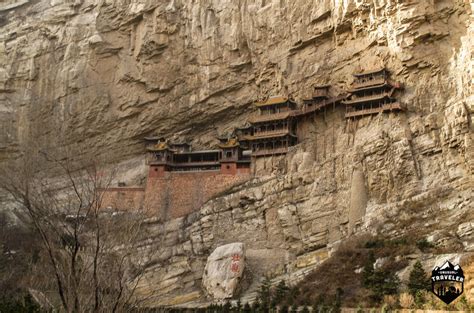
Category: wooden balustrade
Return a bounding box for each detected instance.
[252,147,289,156]
[345,102,402,118]
[352,77,386,89]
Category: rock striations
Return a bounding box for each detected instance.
[0,0,472,307]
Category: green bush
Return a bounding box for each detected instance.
[416,239,434,252]
[362,252,376,288]
[271,281,289,307]
[257,277,272,310]
[251,300,260,313]
[364,239,385,249]
[408,261,430,297]
[362,252,400,303]
[455,295,470,311]
[333,287,343,313]
[0,295,43,313]
[300,306,310,313]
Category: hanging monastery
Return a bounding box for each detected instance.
[101,67,404,219]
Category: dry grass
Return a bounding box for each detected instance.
[289,233,428,308]
[399,292,414,309]
[383,295,398,309]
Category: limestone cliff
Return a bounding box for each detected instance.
[0,0,473,307]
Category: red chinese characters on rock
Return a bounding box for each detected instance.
[230,254,241,274]
[230,262,240,273]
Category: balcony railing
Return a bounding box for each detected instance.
[352,77,386,89]
[245,130,294,141]
[312,90,329,98]
[345,102,403,118]
[343,92,392,105]
[301,101,328,113]
[298,94,347,117]
[249,111,294,123]
[171,161,220,167]
[253,129,289,136]
[252,147,289,157]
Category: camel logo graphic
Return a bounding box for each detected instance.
[431,261,464,304]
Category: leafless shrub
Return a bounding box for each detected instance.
[0,146,156,312]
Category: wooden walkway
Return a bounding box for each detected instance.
[252,147,289,157]
[343,91,393,105]
[345,102,403,118]
[297,94,347,117]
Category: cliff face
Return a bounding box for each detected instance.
[1,0,471,162]
[1,0,473,306]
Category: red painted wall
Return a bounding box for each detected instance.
[100,187,145,211]
[220,162,237,175]
[100,170,250,220]
[144,170,250,219]
[149,165,166,178]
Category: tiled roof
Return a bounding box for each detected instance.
[353,67,387,77]
[349,81,390,93]
[218,138,240,148]
[314,85,331,89]
[144,136,165,141]
[235,123,252,130]
[147,142,174,152]
[255,96,290,107]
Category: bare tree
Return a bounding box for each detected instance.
[0,147,153,312]
[0,210,39,299]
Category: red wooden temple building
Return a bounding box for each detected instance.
[145,137,251,176]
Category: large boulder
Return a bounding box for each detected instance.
[202,242,245,299]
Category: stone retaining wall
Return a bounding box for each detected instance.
[100,187,145,211]
[144,170,251,219]
[100,171,250,219]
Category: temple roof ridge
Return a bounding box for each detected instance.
[353,66,387,77]
[255,95,295,107]
[218,137,240,148]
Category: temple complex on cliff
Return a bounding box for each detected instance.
[101,67,405,219]
[142,67,404,175]
[145,137,250,175]
[343,68,403,118]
